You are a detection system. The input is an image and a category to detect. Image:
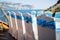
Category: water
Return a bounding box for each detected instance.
[45,11,52,17]
[55,12,60,18]
[0,10,8,23]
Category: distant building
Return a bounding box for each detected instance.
[21,5,33,10]
[0,1,33,10]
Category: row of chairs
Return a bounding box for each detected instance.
[6,11,55,40]
[6,12,55,29]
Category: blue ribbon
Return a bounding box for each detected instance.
[23,16,30,23]
[37,19,46,27]
[23,16,32,23]
[46,21,55,29]
[29,17,32,23]
[15,15,22,20]
[37,19,55,29]
[23,16,55,29]
[6,13,55,29]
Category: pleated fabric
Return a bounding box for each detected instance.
[37,14,56,40]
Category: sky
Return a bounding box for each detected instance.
[0,0,58,9]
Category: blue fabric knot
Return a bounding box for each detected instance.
[24,16,30,23]
[46,21,55,29]
[6,13,9,16]
[11,14,15,18]
[29,17,32,23]
[37,19,46,27]
[17,16,22,20]
[37,19,55,29]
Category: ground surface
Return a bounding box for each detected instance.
[56,31,60,40]
[0,31,17,40]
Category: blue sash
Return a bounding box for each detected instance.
[6,13,55,29]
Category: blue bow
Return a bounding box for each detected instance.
[7,13,55,29]
[24,16,30,23]
[46,21,55,29]
[37,19,46,27]
[37,19,55,29]
[17,16,22,20]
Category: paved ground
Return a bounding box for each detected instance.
[56,31,60,40]
[0,31,17,40]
